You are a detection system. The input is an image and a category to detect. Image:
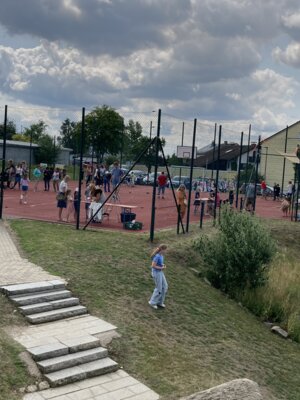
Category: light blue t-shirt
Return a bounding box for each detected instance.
[152,253,164,272]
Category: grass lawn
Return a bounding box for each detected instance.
[9,219,300,400]
[0,294,36,400]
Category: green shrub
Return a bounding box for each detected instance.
[288,312,300,342]
[194,208,276,297]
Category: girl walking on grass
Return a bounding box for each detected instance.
[20,174,29,204]
[149,244,168,310]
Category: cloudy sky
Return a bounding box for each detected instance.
[1,0,300,153]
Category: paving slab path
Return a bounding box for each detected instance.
[0,221,159,400]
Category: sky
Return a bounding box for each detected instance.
[1,0,300,154]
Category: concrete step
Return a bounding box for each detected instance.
[44,357,118,387]
[28,343,69,361]
[1,280,65,296]
[26,305,87,324]
[37,347,108,373]
[19,297,80,315]
[10,289,72,306]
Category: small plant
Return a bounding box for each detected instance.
[194,208,276,297]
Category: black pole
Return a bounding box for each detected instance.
[29,130,33,179]
[149,120,153,140]
[200,201,204,229]
[245,124,251,184]
[120,121,124,168]
[83,137,157,230]
[76,107,85,230]
[253,136,261,212]
[295,164,300,222]
[291,165,297,221]
[150,109,161,242]
[159,140,185,234]
[186,118,197,233]
[235,131,244,208]
[0,105,7,219]
[53,136,56,168]
[281,125,288,195]
[214,125,222,221]
[179,122,185,183]
[240,196,244,211]
[211,123,217,179]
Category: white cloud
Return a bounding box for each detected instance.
[273,42,300,68]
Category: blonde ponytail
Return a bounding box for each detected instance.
[151,244,167,258]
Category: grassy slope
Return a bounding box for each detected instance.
[0,295,36,400]
[10,220,300,400]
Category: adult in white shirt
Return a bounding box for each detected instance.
[57,175,70,221]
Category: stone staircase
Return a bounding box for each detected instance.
[1,280,119,387]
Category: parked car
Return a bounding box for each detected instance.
[239,183,274,196]
[143,172,170,186]
[131,170,147,185]
[170,176,192,189]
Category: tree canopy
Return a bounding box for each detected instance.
[85,105,124,162]
[0,120,17,140]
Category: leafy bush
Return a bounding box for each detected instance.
[194,208,276,297]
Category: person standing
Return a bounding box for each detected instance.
[20,173,30,204]
[57,175,70,221]
[13,163,23,190]
[261,180,267,200]
[33,165,42,192]
[103,169,111,193]
[157,171,168,199]
[287,180,293,197]
[149,244,168,310]
[43,166,52,191]
[176,184,187,219]
[111,161,122,190]
[245,182,255,212]
[52,168,60,192]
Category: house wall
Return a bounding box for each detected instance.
[259,123,300,189]
[0,144,36,165]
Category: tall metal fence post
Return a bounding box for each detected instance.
[76,107,85,230]
[244,124,251,184]
[186,118,197,233]
[253,136,261,213]
[295,164,300,222]
[211,123,217,180]
[235,131,244,208]
[0,105,8,220]
[214,125,222,222]
[150,109,161,242]
[179,122,185,183]
[281,125,288,195]
[200,201,204,229]
[29,131,33,179]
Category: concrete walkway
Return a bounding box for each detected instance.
[0,221,159,400]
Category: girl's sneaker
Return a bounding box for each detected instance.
[148,301,158,310]
[158,304,166,308]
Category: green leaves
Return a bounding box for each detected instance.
[194,208,276,297]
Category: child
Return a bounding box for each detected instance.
[20,174,30,204]
[66,189,74,222]
[149,244,168,310]
[85,183,92,220]
[194,187,201,214]
[73,188,80,222]
[281,197,291,217]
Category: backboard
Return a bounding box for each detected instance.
[177,145,197,159]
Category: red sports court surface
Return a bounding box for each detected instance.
[1,181,285,232]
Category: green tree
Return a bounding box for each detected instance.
[34,134,61,165]
[23,121,47,142]
[166,153,183,166]
[85,105,124,162]
[0,120,17,140]
[58,118,79,154]
[12,134,30,142]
